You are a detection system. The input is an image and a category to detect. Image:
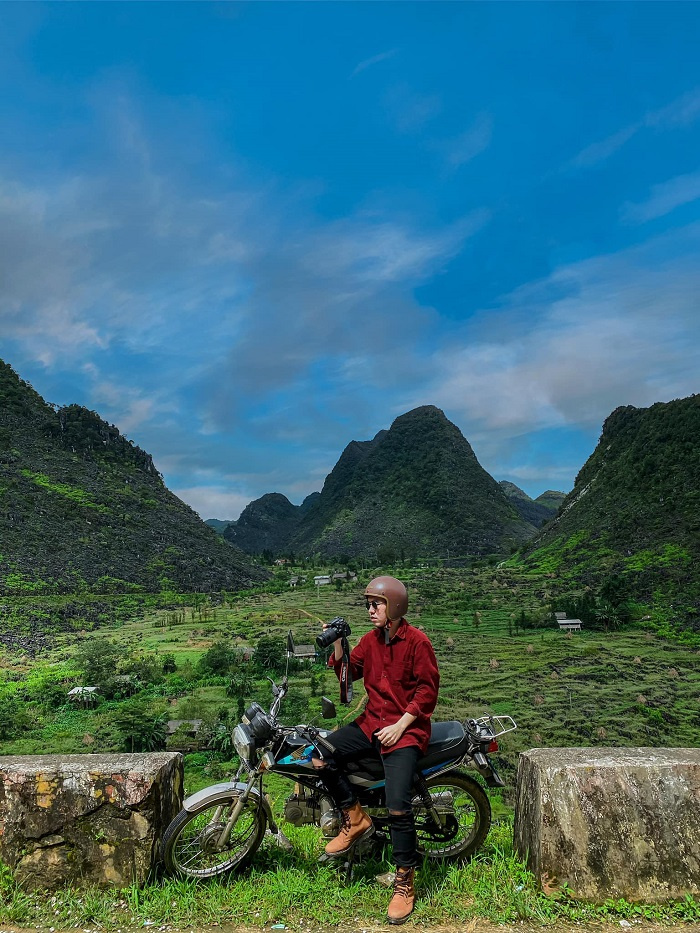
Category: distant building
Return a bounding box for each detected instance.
[332,571,358,582]
[557,618,583,632]
[293,645,317,661]
[67,686,99,708]
[554,611,567,620]
[110,674,140,696]
[314,575,331,586]
[166,719,205,751]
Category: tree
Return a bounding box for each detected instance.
[595,601,622,632]
[309,669,320,697]
[113,703,167,752]
[122,651,162,685]
[191,592,209,617]
[74,638,123,685]
[599,574,629,608]
[208,722,235,758]
[0,695,32,740]
[198,641,237,676]
[253,635,286,675]
[282,688,310,725]
[226,667,255,702]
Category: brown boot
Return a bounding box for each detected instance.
[387,866,416,925]
[324,801,373,857]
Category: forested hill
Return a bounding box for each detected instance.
[499,481,564,527]
[226,405,537,559]
[0,359,267,594]
[521,395,700,627]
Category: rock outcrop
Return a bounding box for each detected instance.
[514,747,700,902]
[0,752,182,889]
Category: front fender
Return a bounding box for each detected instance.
[183,781,277,832]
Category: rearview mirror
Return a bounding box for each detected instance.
[286,631,295,656]
[321,696,337,719]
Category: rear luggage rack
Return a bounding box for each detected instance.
[468,714,517,740]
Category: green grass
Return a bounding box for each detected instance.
[20,469,110,513]
[1,822,698,929]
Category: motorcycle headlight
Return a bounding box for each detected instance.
[233,723,254,762]
[243,704,275,743]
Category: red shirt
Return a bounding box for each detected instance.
[329,619,439,754]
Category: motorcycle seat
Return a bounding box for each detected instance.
[417,721,467,771]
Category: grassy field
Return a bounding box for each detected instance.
[1,567,699,779]
[0,566,699,927]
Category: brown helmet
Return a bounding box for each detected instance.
[364,575,408,621]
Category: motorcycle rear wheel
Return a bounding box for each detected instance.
[162,795,267,879]
[414,772,491,861]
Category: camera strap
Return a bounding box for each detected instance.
[339,635,353,705]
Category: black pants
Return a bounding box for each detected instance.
[320,721,421,868]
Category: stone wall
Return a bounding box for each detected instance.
[514,747,700,902]
[0,752,182,890]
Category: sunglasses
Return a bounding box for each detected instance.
[365,599,384,610]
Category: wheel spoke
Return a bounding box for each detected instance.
[164,798,266,879]
[414,774,491,860]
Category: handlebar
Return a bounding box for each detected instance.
[269,677,288,720]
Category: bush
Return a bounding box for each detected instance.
[198,641,237,676]
[253,635,286,675]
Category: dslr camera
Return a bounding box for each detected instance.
[316,616,351,649]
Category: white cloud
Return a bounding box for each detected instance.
[621,168,700,224]
[438,114,493,169]
[571,123,640,169]
[305,211,486,285]
[571,86,700,169]
[350,49,398,78]
[90,378,177,435]
[646,86,700,129]
[170,485,252,521]
[411,223,700,439]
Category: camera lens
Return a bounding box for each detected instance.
[315,626,337,649]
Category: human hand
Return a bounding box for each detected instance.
[376,721,406,747]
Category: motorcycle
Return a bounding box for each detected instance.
[162,632,516,880]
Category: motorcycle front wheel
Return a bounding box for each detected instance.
[162,795,267,879]
[414,772,491,861]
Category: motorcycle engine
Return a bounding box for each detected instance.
[319,798,340,838]
[284,790,338,831]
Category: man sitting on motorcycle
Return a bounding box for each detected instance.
[312,575,440,924]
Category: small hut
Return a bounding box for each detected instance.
[67,686,100,708]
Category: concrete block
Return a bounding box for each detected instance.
[0,753,183,889]
[513,747,700,902]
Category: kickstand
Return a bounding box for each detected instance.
[317,845,357,884]
[341,848,356,883]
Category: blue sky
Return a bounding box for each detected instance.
[2,3,699,519]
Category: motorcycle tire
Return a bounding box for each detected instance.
[414,772,491,861]
[162,795,267,879]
